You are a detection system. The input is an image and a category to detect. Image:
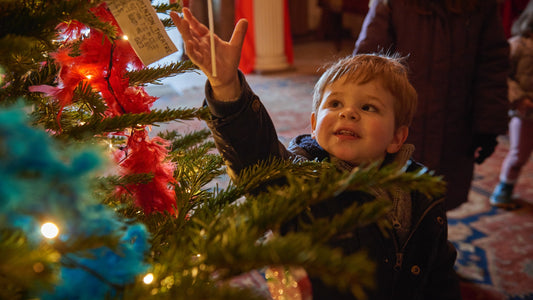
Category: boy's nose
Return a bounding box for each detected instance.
[339,109,359,120]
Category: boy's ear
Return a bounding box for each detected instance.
[387,125,409,154]
[310,112,317,138]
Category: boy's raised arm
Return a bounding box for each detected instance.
[170,8,248,101]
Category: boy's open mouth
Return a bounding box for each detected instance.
[335,129,359,137]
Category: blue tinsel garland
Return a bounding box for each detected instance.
[0,107,151,299]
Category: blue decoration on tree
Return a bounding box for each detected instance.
[0,106,151,299]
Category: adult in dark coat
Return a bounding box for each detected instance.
[354,0,510,210]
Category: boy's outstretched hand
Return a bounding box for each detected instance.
[170,8,248,101]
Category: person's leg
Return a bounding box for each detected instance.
[501,117,533,182]
[491,117,533,208]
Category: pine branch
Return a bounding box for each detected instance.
[0,35,52,106]
[212,166,385,236]
[0,0,110,104]
[69,3,117,39]
[232,157,329,192]
[117,157,444,300]
[341,162,446,199]
[0,35,50,81]
[0,1,109,60]
[123,270,269,300]
[32,81,110,131]
[174,153,225,191]
[24,58,60,87]
[93,173,155,215]
[173,150,226,213]
[159,18,178,28]
[153,2,184,29]
[205,231,376,299]
[229,159,445,234]
[72,81,109,117]
[96,173,155,192]
[153,2,182,14]
[0,229,58,299]
[149,211,376,300]
[298,198,392,243]
[1,1,62,41]
[57,107,210,139]
[127,60,198,86]
[186,159,444,275]
[158,129,213,152]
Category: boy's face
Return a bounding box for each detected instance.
[311,76,408,166]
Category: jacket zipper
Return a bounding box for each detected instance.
[393,197,445,269]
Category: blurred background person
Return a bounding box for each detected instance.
[491,0,533,208]
[353,0,510,211]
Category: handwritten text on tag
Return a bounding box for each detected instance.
[107,0,178,66]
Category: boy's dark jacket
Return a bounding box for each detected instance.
[203,72,461,300]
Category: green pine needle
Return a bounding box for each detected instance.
[127,61,198,86]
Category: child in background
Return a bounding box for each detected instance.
[491,1,533,208]
[171,8,461,300]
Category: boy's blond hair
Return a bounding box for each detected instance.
[313,53,417,129]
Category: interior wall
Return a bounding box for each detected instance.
[308,0,323,31]
[289,0,366,39]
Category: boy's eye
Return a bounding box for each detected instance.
[361,104,378,112]
[328,100,341,108]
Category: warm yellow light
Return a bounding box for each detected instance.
[123,35,129,40]
[86,75,92,80]
[33,262,45,273]
[143,273,154,284]
[41,222,59,239]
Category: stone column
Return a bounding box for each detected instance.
[252,0,289,72]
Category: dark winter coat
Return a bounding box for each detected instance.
[203,72,461,300]
[354,0,510,210]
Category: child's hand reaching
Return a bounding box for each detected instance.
[170,8,248,101]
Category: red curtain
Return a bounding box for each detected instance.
[500,0,529,38]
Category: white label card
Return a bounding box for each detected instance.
[107,0,178,66]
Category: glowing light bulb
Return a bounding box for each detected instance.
[123,35,129,40]
[143,273,154,284]
[41,222,59,239]
[33,262,45,273]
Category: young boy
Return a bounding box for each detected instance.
[171,8,461,300]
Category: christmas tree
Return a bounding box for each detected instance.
[0,1,446,299]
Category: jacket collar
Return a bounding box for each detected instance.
[288,134,415,171]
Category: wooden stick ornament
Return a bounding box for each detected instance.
[207,0,217,76]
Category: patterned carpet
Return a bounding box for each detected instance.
[147,57,533,299]
[448,137,533,300]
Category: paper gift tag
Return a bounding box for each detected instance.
[107,0,178,66]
